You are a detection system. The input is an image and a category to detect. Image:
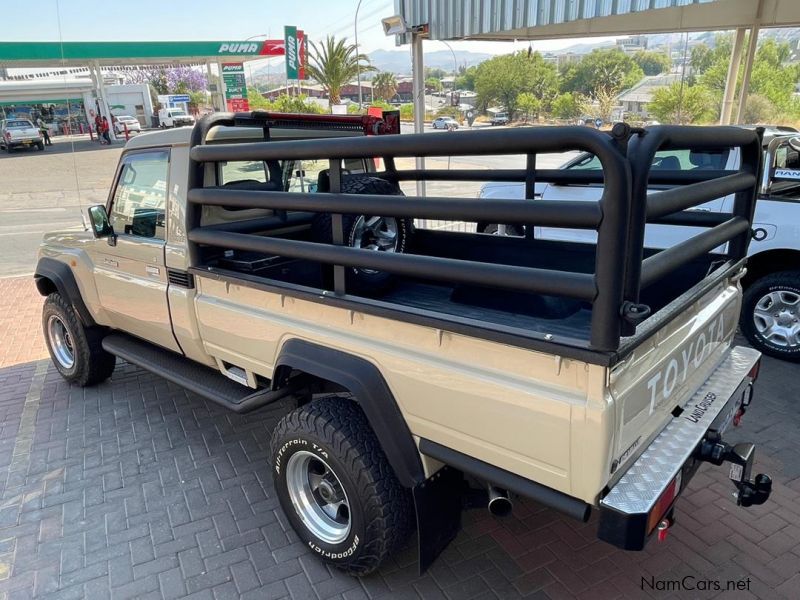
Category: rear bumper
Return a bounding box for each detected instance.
[598,345,761,550]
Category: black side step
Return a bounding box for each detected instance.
[102,333,296,413]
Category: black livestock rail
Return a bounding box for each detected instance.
[185,112,762,359]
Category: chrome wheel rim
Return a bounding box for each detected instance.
[47,315,75,369]
[754,289,800,349]
[285,451,351,544]
[350,216,399,275]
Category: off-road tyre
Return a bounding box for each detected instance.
[270,397,413,576]
[42,293,116,385]
[311,175,412,294]
[740,271,800,361]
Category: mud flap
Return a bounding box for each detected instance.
[413,465,463,573]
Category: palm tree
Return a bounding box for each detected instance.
[373,72,398,103]
[306,36,374,106]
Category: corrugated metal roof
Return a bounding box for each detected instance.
[391,0,800,43]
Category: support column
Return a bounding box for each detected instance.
[93,61,117,141]
[735,26,759,125]
[206,61,218,111]
[216,59,228,112]
[719,28,745,125]
[411,33,426,198]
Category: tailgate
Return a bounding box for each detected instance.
[607,278,741,478]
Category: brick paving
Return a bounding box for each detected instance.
[0,275,797,599]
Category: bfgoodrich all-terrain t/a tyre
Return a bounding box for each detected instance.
[740,271,800,361]
[270,397,413,576]
[42,293,116,385]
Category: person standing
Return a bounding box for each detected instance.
[101,116,111,145]
[94,114,104,143]
[36,116,52,146]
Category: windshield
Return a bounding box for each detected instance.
[6,120,33,128]
[170,110,187,117]
[567,149,730,171]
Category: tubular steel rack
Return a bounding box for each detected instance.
[186,112,762,355]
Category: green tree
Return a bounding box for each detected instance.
[551,92,585,119]
[372,72,398,102]
[246,86,270,110]
[742,93,776,124]
[306,35,374,105]
[560,49,644,97]
[633,51,672,76]
[454,65,478,91]
[648,83,714,124]
[690,45,714,75]
[475,51,558,119]
[516,92,541,122]
[425,77,443,92]
[425,67,447,79]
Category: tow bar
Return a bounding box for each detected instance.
[695,432,772,507]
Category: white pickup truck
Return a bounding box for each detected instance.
[479,129,800,361]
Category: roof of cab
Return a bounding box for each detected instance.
[124,121,369,151]
[124,126,192,149]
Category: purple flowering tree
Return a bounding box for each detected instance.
[124,66,207,95]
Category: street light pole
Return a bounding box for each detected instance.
[355,0,364,108]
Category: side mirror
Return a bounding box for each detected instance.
[87,205,116,246]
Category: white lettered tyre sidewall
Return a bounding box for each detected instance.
[273,437,365,565]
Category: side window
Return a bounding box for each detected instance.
[219,160,268,185]
[109,150,169,240]
[284,158,370,192]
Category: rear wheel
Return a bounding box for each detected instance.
[741,271,800,361]
[271,397,412,576]
[42,293,116,385]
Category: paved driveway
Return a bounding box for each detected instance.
[0,275,798,599]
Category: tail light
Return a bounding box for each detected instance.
[646,472,682,535]
[747,359,760,382]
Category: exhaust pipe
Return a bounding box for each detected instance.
[487,486,512,517]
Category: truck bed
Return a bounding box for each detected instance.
[201,228,721,349]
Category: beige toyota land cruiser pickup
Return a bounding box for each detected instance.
[35,111,771,575]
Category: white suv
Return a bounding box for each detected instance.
[478,132,800,361]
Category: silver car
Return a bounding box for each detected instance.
[0,118,44,152]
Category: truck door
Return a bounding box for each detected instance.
[539,149,729,248]
[90,148,181,352]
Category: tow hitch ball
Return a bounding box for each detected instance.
[696,432,772,507]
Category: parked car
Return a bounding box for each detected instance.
[114,115,142,134]
[0,118,44,152]
[490,112,509,126]
[432,116,459,130]
[477,129,800,361]
[36,116,770,577]
[158,108,195,128]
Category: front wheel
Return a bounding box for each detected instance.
[42,293,116,385]
[271,398,412,576]
[740,271,800,361]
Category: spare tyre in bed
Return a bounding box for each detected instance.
[311,175,412,294]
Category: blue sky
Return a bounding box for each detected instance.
[2,0,618,57]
